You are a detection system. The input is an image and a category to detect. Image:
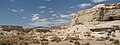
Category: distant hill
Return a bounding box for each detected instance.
[34,26,49,28]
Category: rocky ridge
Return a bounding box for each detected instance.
[71,3,120,25]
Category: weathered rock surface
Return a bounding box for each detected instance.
[72,3,120,25]
[62,3,120,39]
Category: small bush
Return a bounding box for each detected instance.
[19,36,24,40]
[82,42,90,45]
[104,37,110,40]
[66,37,79,41]
[41,39,48,41]
[74,41,80,45]
[113,40,120,45]
[32,39,40,44]
[0,36,28,45]
[51,36,61,43]
[109,38,115,41]
[112,34,116,37]
[69,40,74,43]
[96,38,105,41]
[17,40,28,45]
[91,36,95,38]
[41,41,49,45]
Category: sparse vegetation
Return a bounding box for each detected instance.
[109,38,115,41]
[51,36,61,43]
[41,41,49,45]
[82,42,90,45]
[91,36,95,38]
[104,37,110,40]
[96,38,105,41]
[112,34,116,37]
[32,39,40,44]
[66,37,80,41]
[113,40,120,45]
[74,41,80,45]
[0,36,28,45]
[41,38,49,41]
[17,40,28,45]
[69,40,74,43]
[97,37,110,41]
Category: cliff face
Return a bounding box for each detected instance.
[72,3,120,25]
[0,25,24,31]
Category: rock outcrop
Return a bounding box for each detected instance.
[72,3,120,25]
[62,3,120,39]
[0,25,24,31]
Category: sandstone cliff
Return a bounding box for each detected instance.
[72,3,120,25]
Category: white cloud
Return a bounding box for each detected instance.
[20,9,24,12]
[29,13,73,26]
[43,0,51,1]
[91,0,108,3]
[60,13,75,18]
[31,14,48,21]
[38,6,46,9]
[52,14,59,18]
[39,11,44,13]
[47,0,51,1]
[32,16,40,21]
[22,17,27,19]
[66,11,73,13]
[48,8,52,10]
[52,14,57,16]
[8,8,18,13]
[29,19,69,26]
[31,14,40,21]
[32,14,39,17]
[70,6,74,8]
[49,18,54,19]
[8,8,24,13]
[10,0,15,2]
[78,3,92,8]
[29,21,49,26]
[49,10,54,13]
[39,18,48,21]
[60,14,68,18]
[52,19,69,23]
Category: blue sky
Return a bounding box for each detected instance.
[0,0,120,28]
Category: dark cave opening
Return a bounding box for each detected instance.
[108,17,114,21]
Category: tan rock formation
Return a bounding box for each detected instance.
[72,3,120,25]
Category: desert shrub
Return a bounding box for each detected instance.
[112,34,116,37]
[96,38,105,41]
[86,34,91,37]
[74,41,80,45]
[82,42,90,45]
[51,36,61,43]
[97,37,110,41]
[18,36,24,40]
[69,40,74,43]
[113,40,120,45]
[66,37,79,41]
[104,37,110,40]
[109,38,115,41]
[0,36,28,45]
[40,39,49,45]
[17,40,28,45]
[0,39,12,45]
[41,41,49,45]
[41,38,48,41]
[32,39,40,44]
[91,36,95,38]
